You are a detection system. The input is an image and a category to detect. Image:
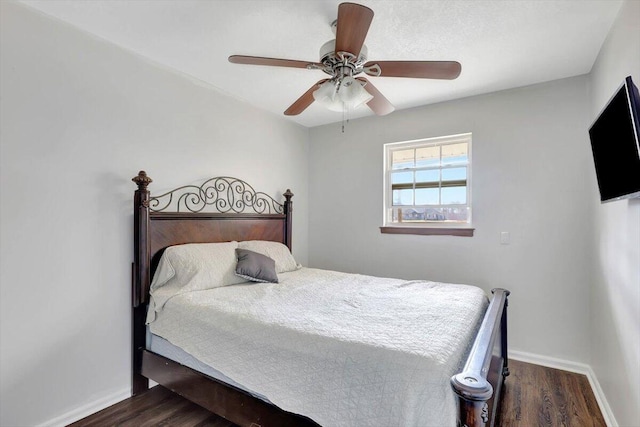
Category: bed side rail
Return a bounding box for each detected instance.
[451,288,510,427]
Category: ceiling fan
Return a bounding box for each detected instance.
[228,2,461,117]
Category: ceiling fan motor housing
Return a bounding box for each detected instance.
[319,39,368,78]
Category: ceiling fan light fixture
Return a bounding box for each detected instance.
[313,77,372,112]
[312,79,338,103]
[339,76,373,109]
[312,81,344,112]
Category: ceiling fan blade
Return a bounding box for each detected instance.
[364,61,462,80]
[229,55,323,70]
[335,3,374,58]
[284,79,330,116]
[356,77,394,116]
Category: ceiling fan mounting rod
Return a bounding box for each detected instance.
[338,68,351,77]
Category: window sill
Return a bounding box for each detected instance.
[380,226,474,237]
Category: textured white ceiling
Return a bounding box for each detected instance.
[20,0,623,128]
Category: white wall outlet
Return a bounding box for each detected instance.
[500,231,510,245]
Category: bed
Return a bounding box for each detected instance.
[131,171,510,427]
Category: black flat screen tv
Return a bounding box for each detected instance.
[588,75,640,202]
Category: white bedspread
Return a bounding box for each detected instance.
[148,267,488,427]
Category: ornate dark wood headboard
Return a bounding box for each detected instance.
[132,171,293,307]
[131,170,294,395]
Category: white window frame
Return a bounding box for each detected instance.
[382,133,473,234]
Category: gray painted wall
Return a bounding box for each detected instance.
[588,1,640,425]
[309,76,595,364]
[0,3,309,426]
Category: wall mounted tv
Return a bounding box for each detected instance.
[588,75,640,202]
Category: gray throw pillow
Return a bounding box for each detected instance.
[235,248,279,283]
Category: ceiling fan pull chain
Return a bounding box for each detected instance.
[341,103,352,133]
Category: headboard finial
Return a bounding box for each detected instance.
[284,189,294,200]
[132,171,153,191]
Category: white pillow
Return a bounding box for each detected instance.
[238,240,300,273]
[147,241,244,322]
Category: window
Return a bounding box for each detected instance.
[382,133,473,236]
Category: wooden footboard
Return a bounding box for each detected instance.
[451,288,510,427]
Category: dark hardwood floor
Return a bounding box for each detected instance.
[499,360,606,427]
[68,386,234,427]
[69,360,606,427]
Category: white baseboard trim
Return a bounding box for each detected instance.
[36,387,131,427]
[510,350,618,427]
[510,349,591,374]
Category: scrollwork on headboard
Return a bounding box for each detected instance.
[146,175,285,214]
[131,170,295,309]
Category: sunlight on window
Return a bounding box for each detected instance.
[384,133,472,225]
